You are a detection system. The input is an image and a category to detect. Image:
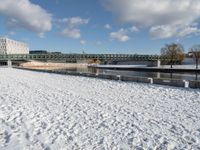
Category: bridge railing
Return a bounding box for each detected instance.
[0,54,161,62]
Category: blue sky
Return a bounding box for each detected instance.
[1,0,200,54]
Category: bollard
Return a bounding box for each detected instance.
[148,78,153,84]
[183,80,189,88]
[7,60,12,68]
[116,75,121,81]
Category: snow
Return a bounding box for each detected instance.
[0,68,200,149]
[160,65,198,69]
[88,64,147,68]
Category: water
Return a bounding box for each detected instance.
[54,66,200,81]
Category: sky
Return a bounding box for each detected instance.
[1,0,200,54]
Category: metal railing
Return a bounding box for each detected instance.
[0,54,161,61]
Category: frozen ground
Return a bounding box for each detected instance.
[0,68,200,150]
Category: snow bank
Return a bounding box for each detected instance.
[0,68,200,149]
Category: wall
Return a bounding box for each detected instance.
[189,80,200,89]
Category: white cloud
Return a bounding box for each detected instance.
[150,25,177,39]
[104,24,111,29]
[80,40,86,45]
[103,0,200,26]
[103,0,200,39]
[59,17,89,27]
[0,0,52,37]
[110,28,129,42]
[61,28,81,39]
[150,24,200,39]
[60,17,89,39]
[178,26,200,37]
[129,26,139,32]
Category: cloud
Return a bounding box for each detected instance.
[104,24,111,29]
[110,28,129,42]
[109,27,138,42]
[0,0,52,37]
[129,26,139,32]
[178,26,200,37]
[150,24,200,39]
[103,0,200,39]
[150,25,177,39]
[80,40,86,45]
[60,17,89,39]
[61,28,81,39]
[59,17,89,27]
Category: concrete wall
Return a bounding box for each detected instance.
[121,76,151,83]
[189,80,200,89]
[153,78,185,87]
[97,74,119,80]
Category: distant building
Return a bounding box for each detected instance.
[30,50,48,54]
[0,37,29,54]
[50,52,62,54]
[30,50,62,54]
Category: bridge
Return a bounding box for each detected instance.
[0,53,162,66]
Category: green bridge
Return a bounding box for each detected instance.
[0,54,160,62]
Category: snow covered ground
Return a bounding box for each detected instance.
[0,68,200,150]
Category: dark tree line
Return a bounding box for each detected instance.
[161,43,185,68]
[160,43,200,69]
[191,45,200,69]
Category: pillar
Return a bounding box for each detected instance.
[157,59,161,67]
[7,60,12,68]
[156,72,161,78]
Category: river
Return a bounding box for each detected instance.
[53,66,200,81]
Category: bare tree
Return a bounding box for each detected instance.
[190,45,200,69]
[161,43,185,68]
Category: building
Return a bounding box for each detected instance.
[0,37,29,54]
[30,50,62,54]
[30,50,48,54]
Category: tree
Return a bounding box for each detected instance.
[161,43,185,68]
[190,45,200,69]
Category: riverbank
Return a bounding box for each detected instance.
[0,68,200,149]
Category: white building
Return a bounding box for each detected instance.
[0,37,29,54]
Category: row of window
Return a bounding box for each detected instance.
[0,39,27,47]
[8,42,26,47]
[0,46,6,49]
[0,39,6,43]
[0,43,26,47]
